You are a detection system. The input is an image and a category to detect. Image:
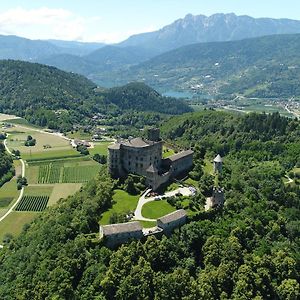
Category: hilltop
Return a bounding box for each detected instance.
[0,60,191,131]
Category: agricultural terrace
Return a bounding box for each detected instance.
[0,117,112,241]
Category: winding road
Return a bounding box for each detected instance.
[133,187,193,221]
[0,137,25,223]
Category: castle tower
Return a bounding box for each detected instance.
[213,154,223,173]
[147,128,160,141]
[211,187,224,207]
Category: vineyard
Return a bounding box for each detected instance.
[38,163,62,184]
[62,166,100,183]
[36,162,100,184]
[15,195,49,212]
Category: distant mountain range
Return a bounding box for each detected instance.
[97,34,300,99]
[2,13,300,98]
[0,35,105,61]
[118,13,300,52]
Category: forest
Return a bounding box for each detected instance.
[0,60,190,132]
[0,142,14,187]
[0,111,299,299]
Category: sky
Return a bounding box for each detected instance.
[0,0,299,43]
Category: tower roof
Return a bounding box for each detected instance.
[213,154,222,163]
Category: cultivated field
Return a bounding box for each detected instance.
[28,159,100,184]
[0,113,21,121]
[16,195,49,212]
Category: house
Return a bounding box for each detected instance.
[157,209,187,234]
[100,221,143,247]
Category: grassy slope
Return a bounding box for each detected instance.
[142,200,176,219]
[100,190,139,225]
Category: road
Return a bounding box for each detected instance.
[133,187,193,221]
[0,137,25,223]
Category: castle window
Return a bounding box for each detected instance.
[136,163,138,167]
[140,163,143,168]
[128,161,131,166]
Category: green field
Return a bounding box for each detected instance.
[27,159,100,184]
[139,220,157,228]
[0,212,38,242]
[142,200,176,219]
[89,141,112,156]
[48,183,82,206]
[16,195,49,212]
[100,190,139,225]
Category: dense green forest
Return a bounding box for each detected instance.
[0,142,14,187]
[97,34,300,98]
[0,60,190,131]
[0,111,299,299]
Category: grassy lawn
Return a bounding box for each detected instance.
[139,220,157,228]
[0,212,38,242]
[48,183,82,206]
[67,130,92,140]
[203,158,213,175]
[100,190,139,225]
[89,141,112,156]
[142,200,176,219]
[162,146,175,158]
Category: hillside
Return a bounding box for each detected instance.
[100,34,300,98]
[0,112,299,299]
[118,13,300,52]
[0,35,104,61]
[104,82,192,115]
[0,60,190,130]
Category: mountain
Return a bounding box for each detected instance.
[0,60,190,130]
[118,13,300,52]
[37,46,156,81]
[98,34,300,99]
[46,40,105,56]
[0,35,61,61]
[0,35,105,61]
[104,82,192,114]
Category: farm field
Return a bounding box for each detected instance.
[0,113,21,121]
[16,195,49,212]
[28,159,100,184]
[100,190,140,225]
[0,212,38,242]
[48,183,82,206]
[142,200,176,219]
[89,141,112,156]
[6,129,74,156]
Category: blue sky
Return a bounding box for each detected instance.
[0,0,299,43]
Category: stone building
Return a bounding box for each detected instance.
[108,129,193,190]
[213,154,223,173]
[205,187,225,210]
[157,209,187,234]
[100,221,143,247]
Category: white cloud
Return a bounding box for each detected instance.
[0,7,157,43]
[0,7,86,41]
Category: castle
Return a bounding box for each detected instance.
[108,128,193,190]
